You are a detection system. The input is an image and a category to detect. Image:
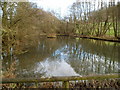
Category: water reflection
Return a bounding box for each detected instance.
[2,37,120,77]
[35,58,79,77]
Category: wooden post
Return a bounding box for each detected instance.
[35,82,38,88]
[62,81,69,88]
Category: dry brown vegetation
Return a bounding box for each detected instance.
[1,61,16,88]
[2,79,120,89]
[0,2,62,56]
[0,1,120,56]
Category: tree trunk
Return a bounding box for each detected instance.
[1,2,8,28]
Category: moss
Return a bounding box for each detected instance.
[2,74,119,84]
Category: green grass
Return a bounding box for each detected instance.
[106,27,114,36]
[74,22,115,36]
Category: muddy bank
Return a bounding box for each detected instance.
[57,34,120,42]
[78,36,120,42]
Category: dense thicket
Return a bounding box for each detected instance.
[0,2,62,56]
[0,1,120,57]
[65,1,120,37]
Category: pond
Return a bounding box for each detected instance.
[2,36,120,78]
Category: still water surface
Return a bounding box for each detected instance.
[3,37,119,77]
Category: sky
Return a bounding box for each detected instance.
[1,0,120,18]
[30,0,120,18]
[30,0,76,17]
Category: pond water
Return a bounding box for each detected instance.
[2,36,120,77]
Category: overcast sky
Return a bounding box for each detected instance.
[30,0,120,17]
[31,0,76,17]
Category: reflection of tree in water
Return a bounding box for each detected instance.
[2,37,119,77]
[82,39,119,61]
[58,38,119,75]
[2,37,68,77]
